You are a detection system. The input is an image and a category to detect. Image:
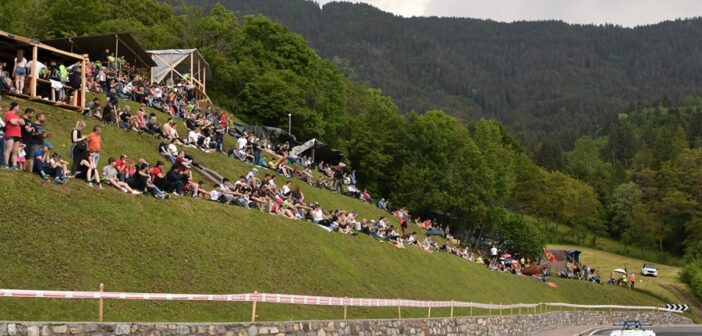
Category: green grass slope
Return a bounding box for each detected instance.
[0,97,669,322]
[549,244,701,320]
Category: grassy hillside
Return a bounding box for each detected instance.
[546,223,683,267]
[549,245,700,320]
[0,97,670,322]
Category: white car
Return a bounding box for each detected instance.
[610,321,655,336]
[641,263,658,277]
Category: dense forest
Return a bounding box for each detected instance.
[4,0,702,297]
[174,0,702,151]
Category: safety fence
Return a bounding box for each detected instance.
[0,287,683,322]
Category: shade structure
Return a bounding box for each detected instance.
[148,49,210,103]
[0,29,88,109]
[148,49,210,83]
[233,123,296,145]
[42,33,156,69]
[290,138,342,164]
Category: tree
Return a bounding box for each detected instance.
[534,138,564,171]
[565,136,613,199]
[608,182,642,239]
[602,121,638,167]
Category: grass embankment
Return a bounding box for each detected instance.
[0,97,669,322]
[545,223,683,266]
[549,244,700,321]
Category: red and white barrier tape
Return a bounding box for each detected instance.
[0,289,678,312]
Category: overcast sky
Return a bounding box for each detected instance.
[316,0,702,27]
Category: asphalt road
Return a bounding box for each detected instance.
[587,326,702,335]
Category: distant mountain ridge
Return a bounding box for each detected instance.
[175,0,702,149]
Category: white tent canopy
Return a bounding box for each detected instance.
[291,138,318,157]
[148,49,210,87]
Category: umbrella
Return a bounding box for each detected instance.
[501,253,512,258]
[613,268,627,275]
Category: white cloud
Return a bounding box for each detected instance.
[317,0,702,27]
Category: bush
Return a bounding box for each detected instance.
[496,214,546,258]
[681,259,702,300]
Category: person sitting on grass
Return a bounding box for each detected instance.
[406,232,419,246]
[150,160,167,190]
[75,150,101,189]
[145,113,161,136]
[275,196,297,219]
[165,167,185,195]
[291,186,305,204]
[191,180,211,200]
[48,152,70,183]
[250,185,272,212]
[161,118,182,145]
[103,157,141,194]
[125,159,146,188]
[310,202,332,227]
[85,98,101,119]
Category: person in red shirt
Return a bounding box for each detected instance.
[150,160,167,190]
[114,154,129,182]
[3,102,26,169]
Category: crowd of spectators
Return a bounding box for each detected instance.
[1,51,535,275]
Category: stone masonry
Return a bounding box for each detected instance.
[0,311,692,336]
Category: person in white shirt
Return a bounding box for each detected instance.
[187,128,202,147]
[280,181,292,197]
[26,60,47,79]
[237,135,247,150]
[490,245,498,264]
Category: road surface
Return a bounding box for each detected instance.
[586,325,702,336]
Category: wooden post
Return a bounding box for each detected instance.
[510,307,513,315]
[80,55,88,108]
[115,35,119,70]
[251,291,258,322]
[202,67,206,92]
[450,301,454,318]
[398,306,402,319]
[470,305,473,316]
[499,303,502,315]
[98,283,104,322]
[488,303,492,317]
[427,307,431,318]
[343,297,348,321]
[518,306,521,315]
[30,45,38,97]
[189,53,194,86]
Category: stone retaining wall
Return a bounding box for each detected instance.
[0,312,692,336]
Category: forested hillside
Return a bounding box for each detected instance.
[174,0,702,150]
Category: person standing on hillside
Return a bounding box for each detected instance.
[2,102,25,169]
[27,112,49,174]
[70,121,87,175]
[85,125,102,167]
[628,272,636,289]
[490,244,498,265]
[20,108,35,172]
